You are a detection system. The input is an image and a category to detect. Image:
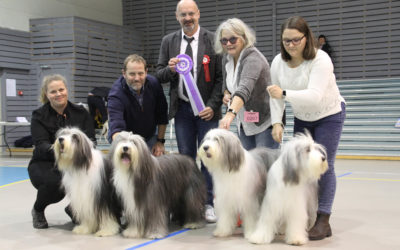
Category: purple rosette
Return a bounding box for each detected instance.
[176,54,193,74]
[175,54,205,114]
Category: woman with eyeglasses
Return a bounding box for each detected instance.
[268,16,346,240]
[215,18,279,150]
[28,74,96,229]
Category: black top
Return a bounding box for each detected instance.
[89,87,111,100]
[30,101,96,162]
[321,44,333,58]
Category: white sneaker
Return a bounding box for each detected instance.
[205,205,217,223]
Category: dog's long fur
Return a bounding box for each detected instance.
[198,129,280,239]
[110,131,206,239]
[248,132,328,245]
[54,127,120,236]
[101,120,108,143]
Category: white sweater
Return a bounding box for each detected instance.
[270,50,345,123]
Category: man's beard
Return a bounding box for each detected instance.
[183,21,195,33]
[129,81,142,91]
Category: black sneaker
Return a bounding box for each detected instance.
[64,205,77,224]
[31,207,48,229]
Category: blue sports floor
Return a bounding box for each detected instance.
[0,157,30,188]
[0,166,29,187]
[1,156,399,250]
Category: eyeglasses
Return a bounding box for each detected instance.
[283,35,305,46]
[178,11,197,18]
[220,37,239,45]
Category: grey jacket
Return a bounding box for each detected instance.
[222,47,272,126]
[155,27,223,120]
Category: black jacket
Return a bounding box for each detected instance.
[107,75,168,142]
[29,101,95,163]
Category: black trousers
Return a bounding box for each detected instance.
[28,160,65,212]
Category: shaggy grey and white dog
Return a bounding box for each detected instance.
[198,128,280,239]
[54,127,120,237]
[110,131,206,239]
[248,132,328,246]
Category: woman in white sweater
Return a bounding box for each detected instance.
[268,16,346,241]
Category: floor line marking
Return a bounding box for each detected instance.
[337,172,352,178]
[340,177,400,182]
[0,179,29,188]
[0,165,28,168]
[347,171,400,176]
[126,228,190,250]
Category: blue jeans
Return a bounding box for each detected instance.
[174,100,218,206]
[293,102,346,214]
[239,126,280,151]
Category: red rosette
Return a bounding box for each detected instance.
[202,55,211,82]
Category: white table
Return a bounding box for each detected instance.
[0,121,31,157]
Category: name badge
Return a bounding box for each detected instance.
[244,111,259,123]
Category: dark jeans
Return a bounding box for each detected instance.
[28,160,65,212]
[293,102,346,214]
[239,126,280,151]
[174,100,218,206]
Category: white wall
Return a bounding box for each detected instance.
[0,0,122,31]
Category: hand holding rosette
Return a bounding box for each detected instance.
[176,54,205,115]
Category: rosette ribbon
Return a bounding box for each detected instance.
[175,54,205,115]
[202,55,211,82]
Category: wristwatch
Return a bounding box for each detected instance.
[156,138,166,144]
[227,108,237,116]
[282,90,286,99]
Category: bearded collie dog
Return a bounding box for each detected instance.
[54,127,120,237]
[110,131,206,239]
[248,132,328,245]
[197,128,280,239]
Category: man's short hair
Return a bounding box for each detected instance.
[123,54,147,71]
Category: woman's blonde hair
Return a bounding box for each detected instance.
[214,18,256,54]
[39,74,67,104]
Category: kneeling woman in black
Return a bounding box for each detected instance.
[28,74,96,229]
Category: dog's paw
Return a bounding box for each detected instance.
[247,230,273,244]
[146,231,167,239]
[95,227,119,237]
[72,225,92,235]
[286,235,308,246]
[122,227,141,238]
[243,229,255,240]
[213,227,234,237]
[184,221,205,229]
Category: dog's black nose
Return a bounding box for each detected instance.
[58,137,64,143]
[123,146,128,152]
[203,145,209,151]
